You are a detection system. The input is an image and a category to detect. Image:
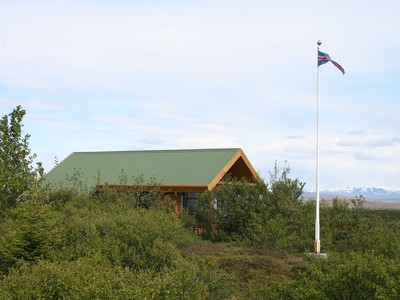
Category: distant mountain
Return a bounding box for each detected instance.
[303,187,400,203]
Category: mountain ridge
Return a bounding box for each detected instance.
[303,186,400,202]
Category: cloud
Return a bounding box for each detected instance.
[1,0,400,190]
[139,102,193,122]
[329,131,400,164]
[337,137,395,148]
[347,130,365,136]
[355,149,393,161]
[0,1,359,91]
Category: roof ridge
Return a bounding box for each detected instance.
[72,148,241,155]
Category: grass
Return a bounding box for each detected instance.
[180,240,305,294]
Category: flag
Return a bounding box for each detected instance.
[318,50,345,75]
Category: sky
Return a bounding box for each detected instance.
[1,0,399,191]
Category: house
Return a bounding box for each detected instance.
[44,148,260,213]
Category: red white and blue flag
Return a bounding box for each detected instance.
[318,50,345,75]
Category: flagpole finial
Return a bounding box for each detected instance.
[317,40,322,46]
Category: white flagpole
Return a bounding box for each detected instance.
[315,40,322,254]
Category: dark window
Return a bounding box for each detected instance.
[183,192,199,214]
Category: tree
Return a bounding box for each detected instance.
[197,177,269,242]
[196,162,307,249]
[0,105,43,208]
[268,161,305,211]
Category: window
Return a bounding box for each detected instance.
[182,192,199,214]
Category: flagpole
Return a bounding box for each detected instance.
[315,40,322,254]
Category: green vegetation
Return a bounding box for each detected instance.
[0,105,44,209]
[1,106,400,299]
[0,198,233,299]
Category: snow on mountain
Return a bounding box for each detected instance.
[303,187,400,202]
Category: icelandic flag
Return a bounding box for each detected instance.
[318,50,345,75]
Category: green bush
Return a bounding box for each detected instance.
[0,198,233,299]
[178,208,198,231]
[0,256,232,299]
[0,203,61,275]
[196,164,400,257]
[348,217,400,258]
[0,256,137,299]
[318,200,400,256]
[45,187,81,205]
[197,178,269,243]
[268,251,400,299]
[55,200,196,272]
[196,165,310,253]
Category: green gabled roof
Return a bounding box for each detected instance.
[44,148,259,191]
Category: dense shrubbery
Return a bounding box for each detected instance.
[55,199,193,271]
[267,251,400,299]
[1,170,400,299]
[0,197,233,299]
[197,169,400,258]
[197,165,315,253]
[0,204,62,275]
[194,165,400,298]
[0,253,232,299]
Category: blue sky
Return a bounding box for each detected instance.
[1,0,399,190]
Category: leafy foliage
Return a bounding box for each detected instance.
[122,174,167,209]
[197,177,269,242]
[268,252,400,299]
[0,199,233,298]
[197,163,311,252]
[0,106,44,209]
[55,199,194,272]
[268,161,305,211]
[0,203,62,275]
[0,255,232,299]
[1,170,400,298]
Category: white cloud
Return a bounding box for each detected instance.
[338,136,395,148]
[1,0,399,189]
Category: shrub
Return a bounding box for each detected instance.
[0,203,61,275]
[196,163,309,253]
[55,200,197,272]
[0,256,233,299]
[348,217,400,258]
[268,251,400,299]
[197,178,269,243]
